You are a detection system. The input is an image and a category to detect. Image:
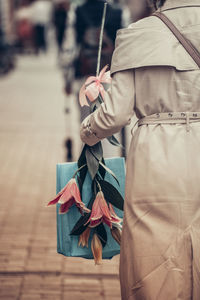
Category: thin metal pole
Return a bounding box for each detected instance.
[96,2,107,77]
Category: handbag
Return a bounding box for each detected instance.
[56,157,125,259]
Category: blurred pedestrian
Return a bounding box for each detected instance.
[53,0,69,54]
[80,0,200,299]
[74,0,123,79]
[31,0,52,54]
[15,2,33,53]
[0,28,15,75]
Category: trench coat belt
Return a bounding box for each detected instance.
[138,112,200,132]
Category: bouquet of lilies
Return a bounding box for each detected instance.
[47,2,124,265]
[47,64,124,265]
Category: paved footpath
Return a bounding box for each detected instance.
[0,53,121,300]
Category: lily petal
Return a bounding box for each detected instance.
[100,71,112,84]
[85,82,100,102]
[98,65,108,80]
[98,192,112,219]
[89,219,103,228]
[59,198,74,214]
[58,178,75,204]
[79,84,89,107]
[79,204,91,214]
[47,195,62,206]
[47,179,72,206]
[85,76,97,85]
[78,65,111,107]
[86,191,112,228]
[70,179,82,203]
[49,177,89,215]
[109,203,122,224]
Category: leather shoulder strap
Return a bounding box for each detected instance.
[153,11,200,68]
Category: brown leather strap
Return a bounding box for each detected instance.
[153,11,200,68]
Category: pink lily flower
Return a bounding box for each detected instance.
[109,203,122,226]
[79,65,111,107]
[85,191,112,228]
[47,178,90,215]
[85,191,121,228]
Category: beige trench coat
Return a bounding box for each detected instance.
[80,1,200,299]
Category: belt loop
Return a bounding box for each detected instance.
[186,112,190,132]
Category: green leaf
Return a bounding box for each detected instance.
[96,223,107,248]
[70,213,90,236]
[77,145,88,192]
[76,174,82,191]
[78,145,86,168]
[97,94,104,104]
[99,161,119,185]
[99,180,124,211]
[85,143,104,179]
[92,179,98,195]
[70,196,94,236]
[99,158,106,179]
[107,135,123,148]
[92,104,97,112]
[90,103,97,113]
[89,142,103,161]
[85,147,99,179]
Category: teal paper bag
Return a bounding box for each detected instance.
[56,157,125,259]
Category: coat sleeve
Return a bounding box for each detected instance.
[80,69,135,146]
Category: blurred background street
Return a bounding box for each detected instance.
[0,49,122,300]
[0,0,152,299]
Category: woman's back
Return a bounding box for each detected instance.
[80,1,200,299]
[134,5,200,117]
[126,4,200,201]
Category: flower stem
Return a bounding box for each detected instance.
[95,178,102,192]
[96,3,107,77]
[73,164,87,178]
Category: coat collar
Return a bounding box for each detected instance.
[161,0,200,11]
[110,0,200,75]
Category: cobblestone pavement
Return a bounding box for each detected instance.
[0,53,121,300]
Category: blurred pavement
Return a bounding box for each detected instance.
[0,53,121,300]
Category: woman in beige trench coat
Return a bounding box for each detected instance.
[80,0,200,299]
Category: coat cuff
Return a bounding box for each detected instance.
[80,115,101,146]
